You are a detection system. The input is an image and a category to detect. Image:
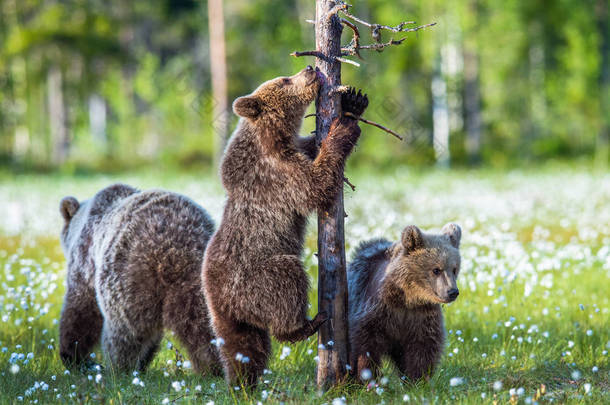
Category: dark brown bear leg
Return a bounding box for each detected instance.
[59,285,103,368]
[163,284,222,376]
[211,316,271,388]
[354,346,381,383]
[395,342,440,381]
[101,320,162,372]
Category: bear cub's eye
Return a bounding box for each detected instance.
[282,78,291,86]
[433,268,442,276]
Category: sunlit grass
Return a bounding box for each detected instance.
[0,166,609,404]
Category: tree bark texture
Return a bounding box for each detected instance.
[314,0,349,389]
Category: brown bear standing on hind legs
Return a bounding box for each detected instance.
[202,65,368,387]
[58,184,221,375]
[347,223,462,382]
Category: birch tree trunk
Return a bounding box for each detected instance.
[314,0,350,389]
[596,0,609,165]
[432,54,450,167]
[463,46,481,164]
[47,64,69,166]
[208,0,229,168]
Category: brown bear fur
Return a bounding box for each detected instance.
[58,183,221,375]
[347,223,462,382]
[202,66,368,386]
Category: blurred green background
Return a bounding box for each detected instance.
[0,0,608,174]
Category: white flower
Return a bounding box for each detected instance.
[132,377,144,387]
[162,398,169,405]
[183,360,192,369]
[571,370,581,380]
[10,364,20,374]
[586,330,593,336]
[360,368,372,380]
[171,381,182,392]
[493,380,503,391]
[584,383,591,394]
[211,338,224,347]
[279,346,291,360]
[450,377,464,386]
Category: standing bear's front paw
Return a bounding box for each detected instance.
[341,87,369,118]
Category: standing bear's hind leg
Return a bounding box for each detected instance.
[59,286,103,368]
[211,316,271,388]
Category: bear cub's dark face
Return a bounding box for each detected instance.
[389,223,462,305]
[232,65,323,120]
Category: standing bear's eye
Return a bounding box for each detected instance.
[453,268,457,275]
[433,268,442,276]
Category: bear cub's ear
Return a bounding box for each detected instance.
[401,225,424,253]
[60,196,80,222]
[441,223,462,248]
[233,96,263,119]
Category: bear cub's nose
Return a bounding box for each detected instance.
[306,65,313,71]
[447,288,459,301]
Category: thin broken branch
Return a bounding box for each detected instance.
[341,8,430,34]
[335,56,360,67]
[291,51,360,67]
[340,18,362,59]
[304,113,318,119]
[343,176,356,191]
[344,112,404,141]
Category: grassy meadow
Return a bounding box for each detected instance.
[0,165,608,404]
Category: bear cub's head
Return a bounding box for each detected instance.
[232,65,323,121]
[387,223,462,306]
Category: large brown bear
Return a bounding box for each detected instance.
[58,184,221,375]
[202,66,368,386]
[347,223,462,382]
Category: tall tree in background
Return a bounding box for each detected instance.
[596,0,609,165]
[294,0,434,388]
[463,0,482,164]
[47,63,69,165]
[208,0,229,167]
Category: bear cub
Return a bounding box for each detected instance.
[348,223,462,382]
[59,184,220,374]
[203,65,368,386]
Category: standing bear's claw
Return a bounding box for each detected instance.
[341,87,369,118]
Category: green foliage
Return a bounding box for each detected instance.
[0,0,608,170]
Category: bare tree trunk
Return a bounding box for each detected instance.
[314,0,349,389]
[208,0,229,168]
[596,0,609,165]
[463,47,481,164]
[432,54,450,167]
[89,94,107,146]
[47,64,69,166]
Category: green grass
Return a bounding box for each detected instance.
[0,166,609,404]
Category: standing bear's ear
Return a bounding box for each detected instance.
[232,96,263,119]
[441,223,462,248]
[401,225,424,253]
[60,197,80,222]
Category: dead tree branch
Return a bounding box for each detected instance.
[343,176,356,191]
[340,18,362,59]
[291,51,360,67]
[344,112,404,141]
